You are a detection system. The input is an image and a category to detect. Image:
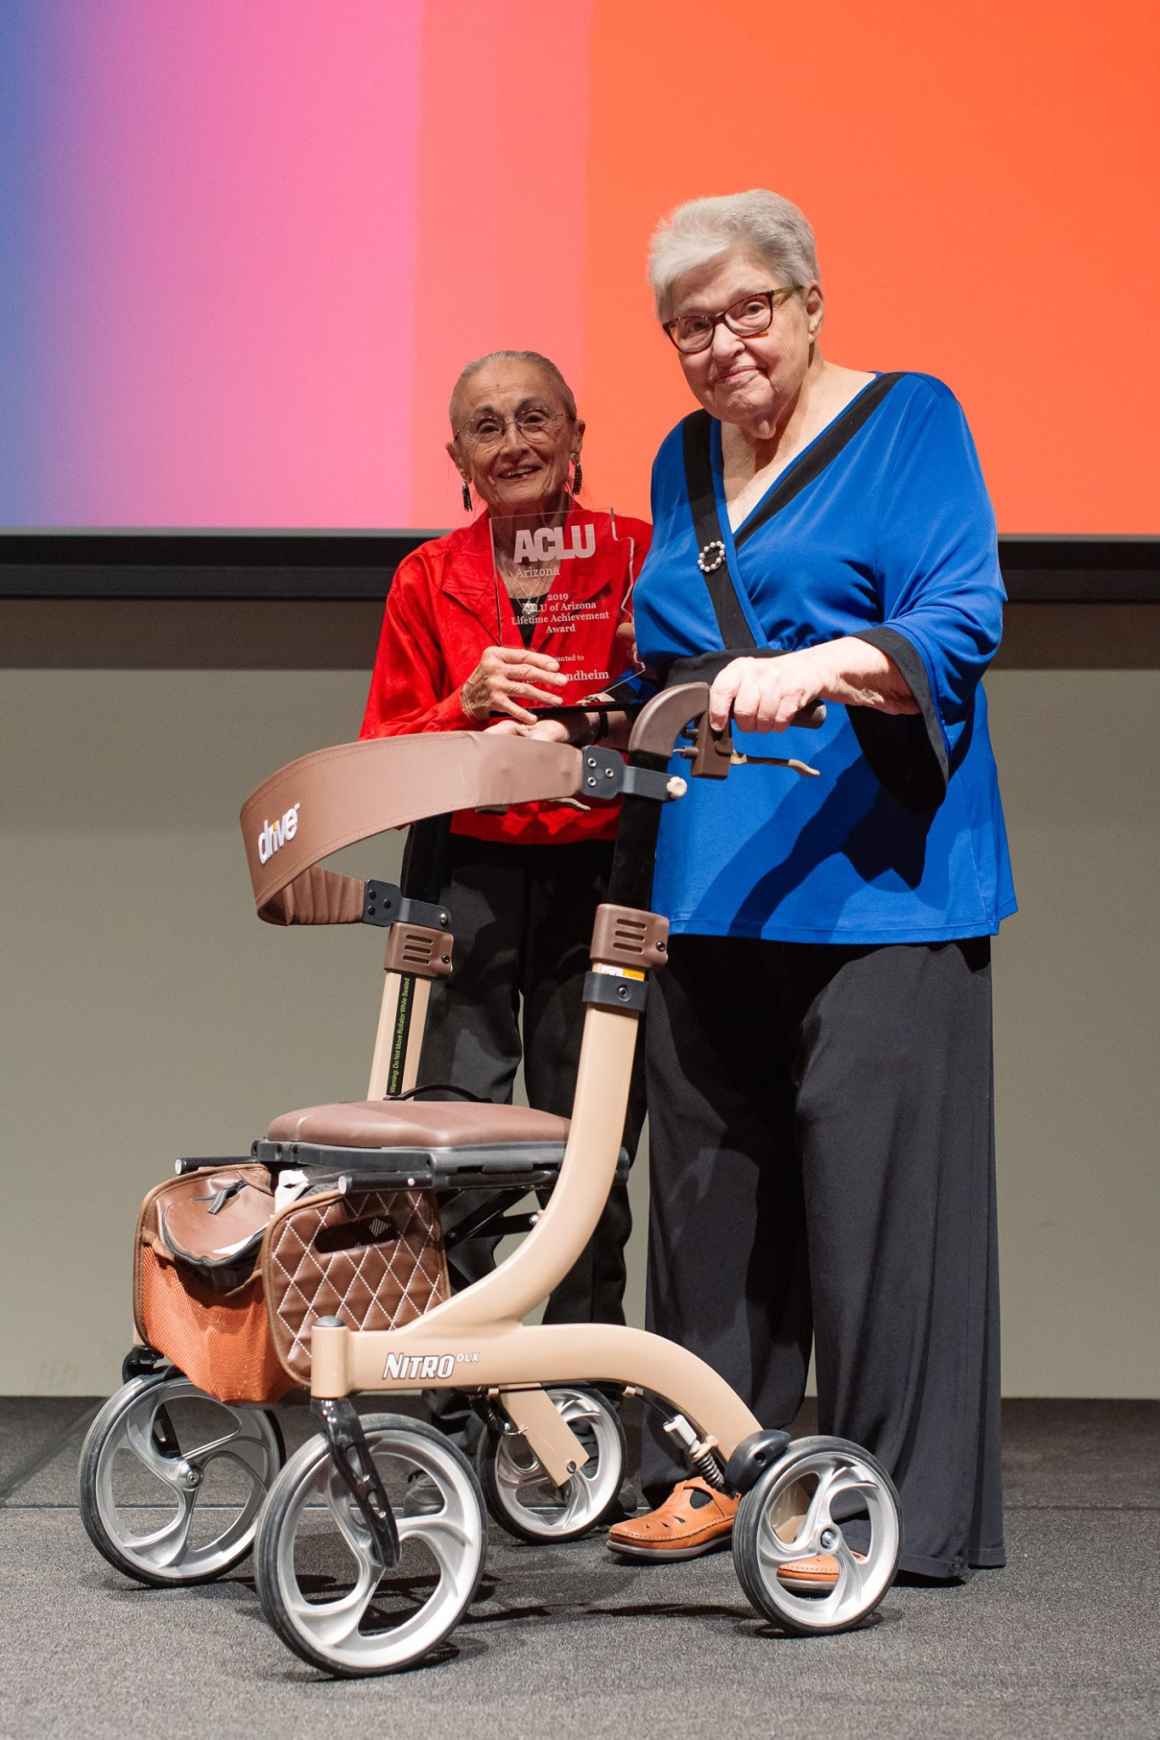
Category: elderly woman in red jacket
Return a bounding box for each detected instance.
[361,350,650,1444]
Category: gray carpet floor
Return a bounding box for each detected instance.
[1,1398,1157,1740]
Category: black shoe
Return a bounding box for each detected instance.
[604,1479,643,1525]
[402,1471,443,1516]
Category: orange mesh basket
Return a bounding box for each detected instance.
[136,1241,295,1406]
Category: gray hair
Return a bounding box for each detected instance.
[449,350,578,430]
[648,190,820,321]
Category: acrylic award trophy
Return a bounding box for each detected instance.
[488,508,643,708]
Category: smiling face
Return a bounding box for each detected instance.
[669,247,823,429]
[448,359,583,516]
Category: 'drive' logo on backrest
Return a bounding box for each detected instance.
[257,803,300,865]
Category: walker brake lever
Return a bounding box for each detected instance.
[675,746,820,778]
[682,709,820,779]
[686,712,734,779]
[729,752,820,778]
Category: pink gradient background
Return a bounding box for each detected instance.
[35,0,423,526]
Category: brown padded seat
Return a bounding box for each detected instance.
[266,1099,570,1150]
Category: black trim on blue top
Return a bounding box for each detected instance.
[680,413,753,648]
[733,373,904,548]
[849,626,949,811]
[679,375,904,652]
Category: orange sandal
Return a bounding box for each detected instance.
[607,1477,738,1560]
[776,1550,867,1592]
[608,1480,870,1588]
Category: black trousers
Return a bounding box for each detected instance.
[419,835,645,1441]
[643,933,1004,1580]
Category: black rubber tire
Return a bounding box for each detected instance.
[476,1386,627,1543]
[78,1375,286,1587]
[255,1412,488,1678]
[733,1434,901,1635]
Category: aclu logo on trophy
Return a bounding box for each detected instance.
[512,521,596,566]
[489,507,643,707]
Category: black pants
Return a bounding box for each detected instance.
[643,933,1004,1580]
[419,835,645,1442]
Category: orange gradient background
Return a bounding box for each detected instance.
[576,0,1160,533]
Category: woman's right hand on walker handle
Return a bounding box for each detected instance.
[460,646,567,725]
[709,641,917,734]
[709,650,830,735]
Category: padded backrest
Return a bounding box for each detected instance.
[241,732,584,925]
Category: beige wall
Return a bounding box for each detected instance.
[2,621,1157,1395]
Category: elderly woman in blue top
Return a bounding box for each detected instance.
[596,190,1017,1583]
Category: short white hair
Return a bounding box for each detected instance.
[449,350,577,430]
[648,190,820,321]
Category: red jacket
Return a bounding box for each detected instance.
[360,506,651,845]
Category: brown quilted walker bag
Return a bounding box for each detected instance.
[263,1186,450,1386]
[133,1166,450,1405]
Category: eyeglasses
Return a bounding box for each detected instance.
[457,405,568,449]
[662,287,798,355]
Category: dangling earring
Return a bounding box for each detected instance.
[571,459,583,498]
[461,479,472,513]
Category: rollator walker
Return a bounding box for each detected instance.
[79,683,901,1676]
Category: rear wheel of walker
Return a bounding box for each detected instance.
[476,1385,626,1543]
[79,1372,285,1586]
[733,1435,901,1635]
[256,1413,487,1677]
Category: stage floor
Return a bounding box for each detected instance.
[2,1398,1157,1739]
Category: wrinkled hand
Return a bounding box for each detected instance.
[708,649,830,733]
[486,716,570,743]
[461,646,567,725]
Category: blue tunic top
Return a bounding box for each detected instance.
[632,372,1017,943]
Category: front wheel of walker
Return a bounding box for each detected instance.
[476,1386,627,1543]
[78,1372,286,1586]
[733,1435,901,1635]
[255,1413,487,1677]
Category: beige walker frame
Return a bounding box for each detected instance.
[241,684,794,1487]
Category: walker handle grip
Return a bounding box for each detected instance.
[793,702,827,729]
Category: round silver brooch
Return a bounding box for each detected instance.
[697,539,726,574]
